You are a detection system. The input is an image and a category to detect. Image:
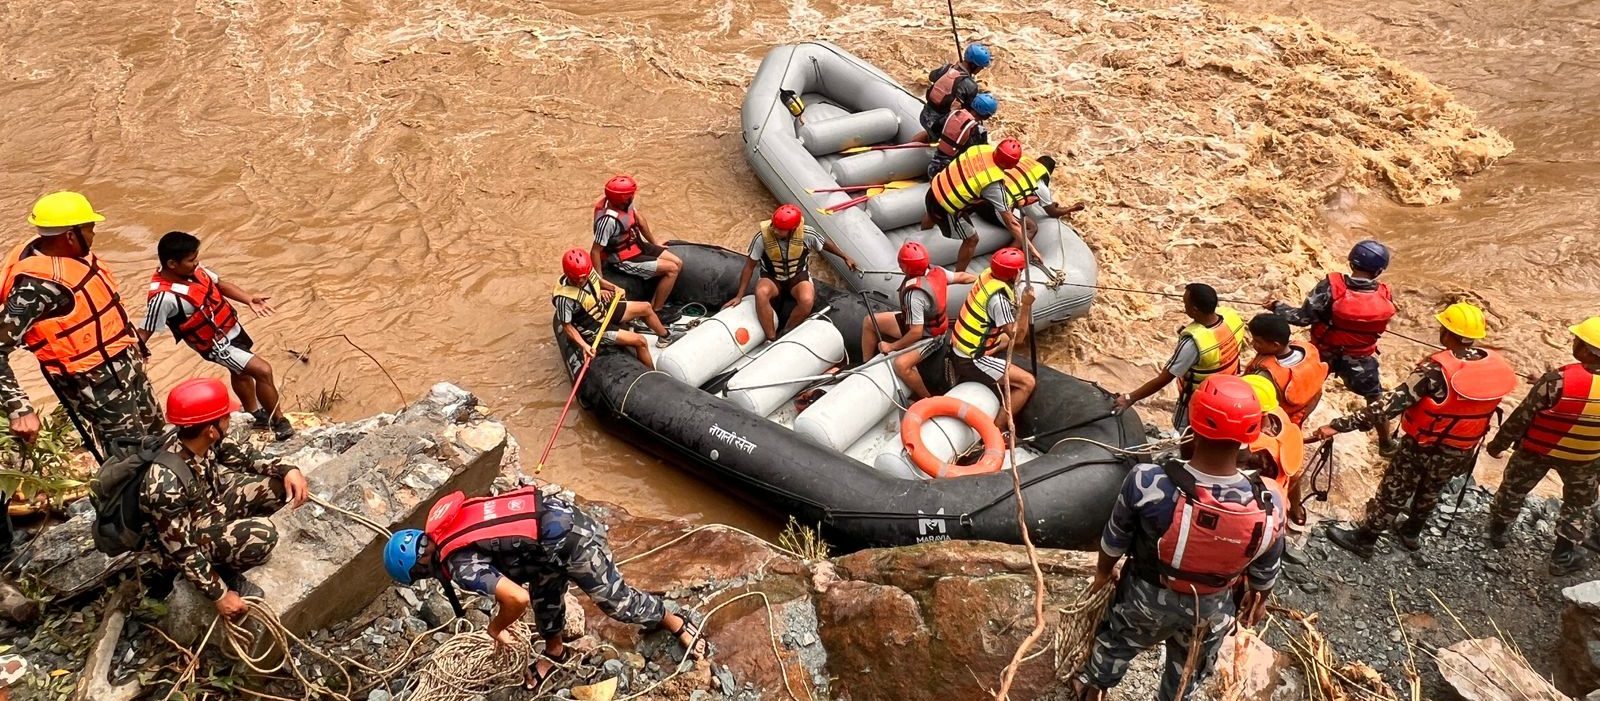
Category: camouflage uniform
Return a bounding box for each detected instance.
[1330,353,1481,535]
[140,435,290,600]
[1083,577,1237,701]
[0,276,163,457]
[446,496,667,639]
[1488,367,1600,541]
[1272,275,1386,400]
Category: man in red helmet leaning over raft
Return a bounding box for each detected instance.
[859,241,977,399]
[944,246,1036,432]
[923,138,1075,273]
[591,175,683,315]
[553,249,674,370]
[723,204,858,341]
[1070,374,1286,701]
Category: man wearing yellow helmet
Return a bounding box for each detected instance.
[1242,374,1308,524]
[1310,302,1516,558]
[1483,317,1600,576]
[0,193,163,466]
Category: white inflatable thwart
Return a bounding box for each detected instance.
[656,298,767,387]
[725,320,847,417]
[793,356,907,452]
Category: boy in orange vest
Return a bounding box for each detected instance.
[138,232,293,440]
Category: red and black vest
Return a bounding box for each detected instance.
[925,63,969,111]
[936,109,981,158]
[1132,462,1282,596]
[425,487,542,565]
[899,266,951,336]
[1400,349,1517,451]
[593,198,645,261]
[1520,363,1600,463]
[1311,274,1395,358]
[147,267,240,354]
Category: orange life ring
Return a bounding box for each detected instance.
[902,396,1006,478]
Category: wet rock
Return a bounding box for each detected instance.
[1215,630,1288,701]
[1437,637,1569,701]
[16,511,130,599]
[1561,579,1600,693]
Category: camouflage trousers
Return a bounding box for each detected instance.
[1491,449,1600,542]
[163,472,285,583]
[49,351,164,460]
[1083,576,1237,701]
[525,506,666,640]
[1359,437,1476,534]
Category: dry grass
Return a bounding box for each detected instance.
[775,517,831,562]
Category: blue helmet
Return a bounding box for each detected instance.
[970,92,998,118]
[384,529,426,585]
[1348,240,1391,274]
[963,43,992,70]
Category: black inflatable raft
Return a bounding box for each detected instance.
[553,242,1143,551]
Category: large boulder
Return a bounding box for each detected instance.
[162,383,509,644]
[1438,637,1571,701]
[1562,580,1600,695]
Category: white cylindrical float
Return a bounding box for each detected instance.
[874,382,1002,478]
[793,358,906,452]
[725,320,846,417]
[797,108,900,156]
[656,298,768,388]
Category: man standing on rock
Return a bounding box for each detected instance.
[383,487,705,690]
[1072,375,1286,701]
[1310,302,1517,557]
[142,377,310,619]
[0,192,163,459]
[1115,283,1247,436]
[1484,317,1600,575]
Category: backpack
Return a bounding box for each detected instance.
[1131,460,1281,595]
[89,432,192,556]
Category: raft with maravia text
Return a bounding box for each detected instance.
[554,242,1142,551]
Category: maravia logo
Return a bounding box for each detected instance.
[708,423,757,455]
[916,508,950,543]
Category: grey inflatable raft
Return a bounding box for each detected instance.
[740,41,1098,328]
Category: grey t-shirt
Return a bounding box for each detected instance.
[592,205,633,248]
[141,267,222,335]
[1164,336,1200,378]
[982,181,1055,215]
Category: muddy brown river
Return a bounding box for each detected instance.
[0,0,1591,530]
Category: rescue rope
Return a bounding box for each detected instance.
[308,493,393,539]
[406,622,534,701]
[280,333,409,409]
[537,290,626,472]
[1051,581,1116,682]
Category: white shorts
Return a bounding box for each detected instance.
[612,257,661,278]
[203,326,257,374]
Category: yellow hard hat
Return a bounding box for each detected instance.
[1435,302,1488,340]
[1241,374,1280,414]
[1571,317,1600,350]
[27,191,104,229]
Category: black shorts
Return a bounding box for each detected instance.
[772,271,812,298]
[232,327,255,353]
[944,352,1006,396]
[923,192,978,241]
[1326,352,1383,400]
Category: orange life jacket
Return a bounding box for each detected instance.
[593,198,645,261]
[925,63,970,111]
[1311,274,1395,358]
[1249,408,1305,490]
[1399,349,1517,451]
[899,266,950,336]
[936,109,981,158]
[0,242,137,375]
[1245,342,1329,427]
[425,487,542,565]
[148,267,240,354]
[1521,363,1600,463]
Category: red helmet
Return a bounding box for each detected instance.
[995,138,1023,170]
[1187,375,1264,443]
[166,377,240,427]
[772,204,804,231]
[604,175,637,206]
[990,247,1026,281]
[898,241,930,276]
[562,248,592,281]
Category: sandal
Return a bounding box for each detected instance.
[666,617,708,661]
[523,646,575,691]
[657,332,676,349]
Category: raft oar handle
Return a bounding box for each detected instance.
[536,289,625,472]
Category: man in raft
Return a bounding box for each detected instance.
[1484,317,1600,575]
[1115,283,1247,437]
[859,241,976,399]
[1310,302,1516,558]
[916,42,991,141]
[925,92,997,180]
[723,204,858,341]
[554,249,674,369]
[1071,374,1285,701]
[922,138,1076,273]
[139,231,295,441]
[591,175,683,315]
[943,246,1035,431]
[0,192,163,461]
[384,487,705,690]
[1266,240,1398,454]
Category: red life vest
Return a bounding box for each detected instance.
[925,63,969,111]
[1244,342,1329,427]
[1310,274,1395,358]
[899,266,951,336]
[425,487,542,564]
[1400,349,1517,451]
[148,267,240,354]
[1133,462,1282,595]
[936,109,980,158]
[1520,363,1600,463]
[593,198,645,262]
